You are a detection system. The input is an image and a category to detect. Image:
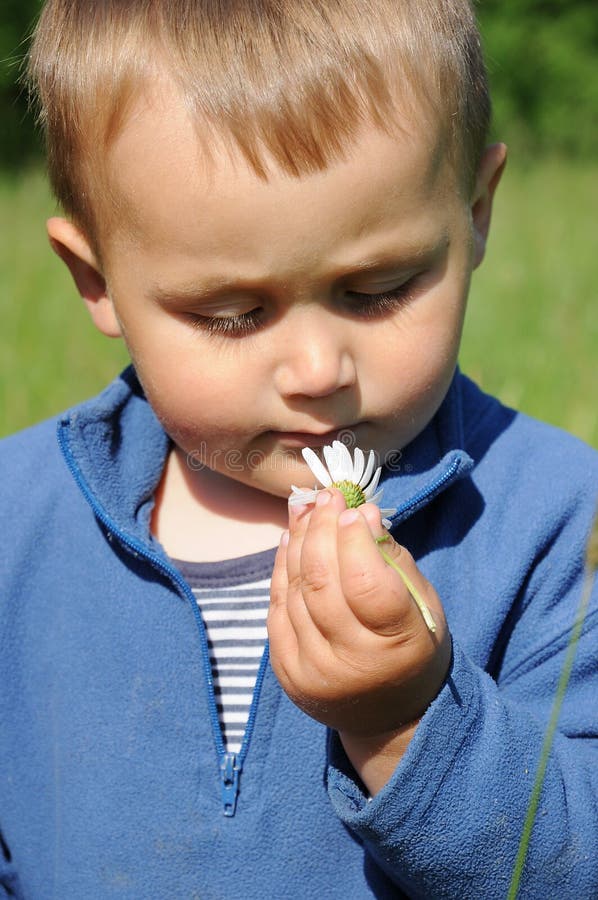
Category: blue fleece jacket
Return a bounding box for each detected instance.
[1,367,597,899]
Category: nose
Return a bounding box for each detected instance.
[272,309,357,399]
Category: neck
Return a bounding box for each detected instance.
[151,446,288,562]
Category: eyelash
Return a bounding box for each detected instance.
[189,308,264,338]
[345,279,418,318]
[189,279,418,338]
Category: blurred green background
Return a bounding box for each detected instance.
[1,1,597,445]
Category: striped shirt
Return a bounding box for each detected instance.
[174,548,276,754]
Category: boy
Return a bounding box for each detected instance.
[1,1,596,897]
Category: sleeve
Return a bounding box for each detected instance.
[0,830,24,899]
[326,515,598,899]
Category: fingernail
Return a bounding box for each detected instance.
[280,530,289,547]
[316,490,331,507]
[339,508,360,526]
[289,502,308,518]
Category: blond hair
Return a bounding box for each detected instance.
[28,0,490,246]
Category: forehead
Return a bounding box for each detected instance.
[98,84,460,280]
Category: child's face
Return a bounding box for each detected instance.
[52,89,503,500]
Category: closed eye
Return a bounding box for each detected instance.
[187,276,421,337]
[188,307,264,337]
[344,277,420,318]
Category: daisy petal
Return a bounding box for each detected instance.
[323,444,339,481]
[293,442,394,527]
[337,440,356,481]
[302,447,332,487]
[358,449,376,488]
[352,446,365,484]
[363,466,382,499]
[326,441,353,482]
[288,489,320,506]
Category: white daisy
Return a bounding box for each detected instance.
[289,440,396,528]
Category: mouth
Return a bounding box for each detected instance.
[270,426,361,448]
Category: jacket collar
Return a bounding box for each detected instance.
[380,372,473,525]
[57,367,170,548]
[57,365,473,546]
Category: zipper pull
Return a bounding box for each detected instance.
[220,752,241,817]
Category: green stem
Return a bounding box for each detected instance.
[376,539,436,633]
[506,562,596,899]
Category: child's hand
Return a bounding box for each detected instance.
[268,488,452,793]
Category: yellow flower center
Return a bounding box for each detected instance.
[333,480,366,508]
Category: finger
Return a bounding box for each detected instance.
[298,489,343,601]
[269,529,290,611]
[269,526,339,695]
[298,489,363,641]
[336,507,405,633]
[269,526,326,652]
[374,539,446,637]
[268,530,299,657]
[337,509,443,639]
[358,500,387,537]
[284,501,313,590]
[269,529,320,694]
[282,499,343,650]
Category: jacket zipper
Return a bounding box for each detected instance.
[390,456,463,522]
[220,649,269,816]
[58,424,267,817]
[59,426,466,814]
[218,456,465,810]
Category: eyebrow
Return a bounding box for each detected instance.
[149,280,246,305]
[149,232,449,304]
[345,233,450,275]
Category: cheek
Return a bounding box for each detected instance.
[365,281,466,421]
[126,321,253,407]
[165,367,270,456]
[153,397,251,458]
[375,300,464,379]
[414,272,469,365]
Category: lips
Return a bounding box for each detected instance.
[270,426,360,448]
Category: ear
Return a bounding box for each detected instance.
[46,217,122,338]
[471,143,507,269]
